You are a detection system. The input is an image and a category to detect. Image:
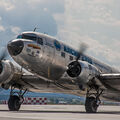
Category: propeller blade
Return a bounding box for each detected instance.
[0,47,8,61]
[76,43,88,61]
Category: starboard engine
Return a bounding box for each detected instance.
[67,60,100,85]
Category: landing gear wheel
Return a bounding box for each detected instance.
[85,97,98,113]
[8,95,21,111]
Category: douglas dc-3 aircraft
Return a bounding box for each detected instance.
[0,31,120,113]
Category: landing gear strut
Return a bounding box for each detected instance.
[85,87,103,113]
[8,86,27,111]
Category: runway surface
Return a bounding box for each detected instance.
[0,105,120,120]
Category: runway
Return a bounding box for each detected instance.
[0,105,120,120]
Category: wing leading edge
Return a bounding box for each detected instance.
[99,73,120,80]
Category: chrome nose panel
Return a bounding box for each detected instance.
[7,40,24,56]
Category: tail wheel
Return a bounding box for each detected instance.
[8,95,21,111]
[85,97,98,113]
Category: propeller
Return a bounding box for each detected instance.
[0,46,8,74]
[76,43,88,61]
[0,46,8,92]
[67,43,88,77]
[0,47,8,61]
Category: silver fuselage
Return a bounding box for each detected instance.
[9,31,120,101]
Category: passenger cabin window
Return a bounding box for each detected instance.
[70,56,73,61]
[37,37,43,45]
[61,52,65,58]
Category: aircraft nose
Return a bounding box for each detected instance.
[7,40,24,56]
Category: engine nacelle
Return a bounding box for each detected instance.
[0,60,18,85]
[67,60,100,84]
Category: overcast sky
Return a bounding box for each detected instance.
[0,0,120,69]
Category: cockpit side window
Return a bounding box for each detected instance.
[37,37,43,45]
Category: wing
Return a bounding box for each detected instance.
[0,60,39,90]
[0,60,83,96]
[99,73,120,80]
[98,73,120,91]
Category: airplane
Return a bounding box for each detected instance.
[0,31,120,113]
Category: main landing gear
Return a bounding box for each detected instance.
[8,86,27,111]
[85,87,103,113]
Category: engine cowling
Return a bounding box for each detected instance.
[0,60,20,85]
[67,60,100,84]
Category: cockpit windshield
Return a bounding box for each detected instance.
[17,34,37,41]
[16,33,43,45]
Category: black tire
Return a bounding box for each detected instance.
[8,95,21,111]
[85,97,98,113]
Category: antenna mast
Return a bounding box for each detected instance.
[33,27,37,32]
[33,27,41,32]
